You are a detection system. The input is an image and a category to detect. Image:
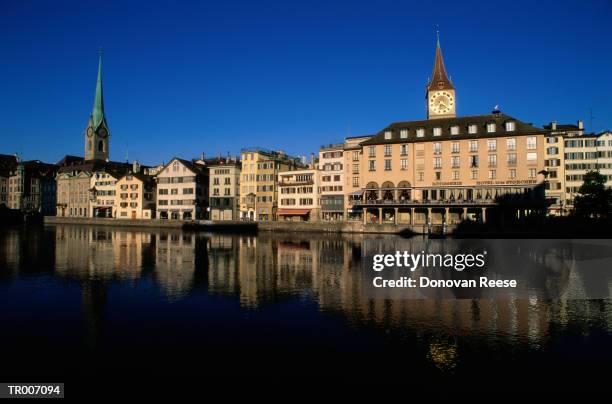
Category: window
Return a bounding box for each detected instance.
[384,131,392,140]
[435,172,441,180]
[400,129,408,139]
[488,170,496,179]
[505,121,516,131]
[470,155,479,168]
[527,152,538,162]
[400,144,408,155]
[352,151,359,161]
[469,140,478,152]
[368,147,376,157]
[400,159,408,170]
[468,124,478,134]
[416,128,425,137]
[527,136,537,150]
[506,138,516,151]
[451,126,460,135]
[507,154,517,165]
[471,170,478,179]
[352,177,359,187]
[434,157,442,169]
[417,172,424,181]
[451,156,460,168]
[384,160,391,171]
[451,142,460,153]
[509,169,516,179]
[352,164,359,174]
[384,145,392,156]
[487,122,496,133]
[528,168,537,178]
[433,127,442,136]
[487,139,497,151]
[433,142,442,154]
[368,160,376,171]
[488,154,497,166]
[452,171,459,180]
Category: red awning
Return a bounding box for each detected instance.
[277,209,310,216]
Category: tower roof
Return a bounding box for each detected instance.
[427,36,454,91]
[91,55,106,130]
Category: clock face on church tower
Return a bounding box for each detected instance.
[429,91,455,115]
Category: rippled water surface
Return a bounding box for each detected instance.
[0,225,611,390]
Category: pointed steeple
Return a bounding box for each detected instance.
[427,34,454,91]
[91,55,106,130]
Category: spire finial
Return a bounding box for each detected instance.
[436,25,440,47]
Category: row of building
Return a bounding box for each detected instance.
[2,39,610,223]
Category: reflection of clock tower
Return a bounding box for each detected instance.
[426,36,456,120]
[84,56,110,161]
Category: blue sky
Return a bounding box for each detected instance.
[1,0,611,165]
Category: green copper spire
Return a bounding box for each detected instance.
[91,55,105,130]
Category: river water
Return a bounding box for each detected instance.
[0,224,611,390]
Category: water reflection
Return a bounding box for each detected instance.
[0,225,611,374]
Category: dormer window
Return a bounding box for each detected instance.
[400,129,408,139]
[468,124,478,134]
[450,125,460,135]
[505,121,516,131]
[416,128,425,138]
[486,122,496,133]
[384,131,392,140]
[433,127,442,137]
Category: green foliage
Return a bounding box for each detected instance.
[573,170,612,218]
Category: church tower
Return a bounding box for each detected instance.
[426,35,456,120]
[84,56,110,161]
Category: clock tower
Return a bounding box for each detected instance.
[84,55,110,161]
[426,36,456,120]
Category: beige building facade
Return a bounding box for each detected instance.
[156,158,208,220]
[346,37,547,226]
[209,159,241,221]
[318,144,344,221]
[277,168,320,221]
[115,172,156,219]
[240,149,302,221]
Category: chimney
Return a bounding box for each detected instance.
[577,120,584,130]
[310,153,315,169]
[133,160,140,173]
[551,121,557,130]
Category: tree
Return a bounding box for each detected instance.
[573,170,612,219]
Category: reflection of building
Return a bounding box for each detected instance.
[277,168,320,221]
[318,144,345,221]
[240,148,303,221]
[154,231,197,299]
[208,158,241,221]
[115,170,156,219]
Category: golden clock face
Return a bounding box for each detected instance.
[87,127,93,137]
[429,91,454,114]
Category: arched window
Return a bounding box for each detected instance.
[98,140,104,152]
